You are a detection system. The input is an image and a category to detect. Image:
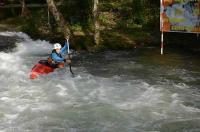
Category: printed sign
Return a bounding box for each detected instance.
[160,0,200,33]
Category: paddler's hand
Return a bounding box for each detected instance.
[65,37,69,41]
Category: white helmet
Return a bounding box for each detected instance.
[54,43,61,49]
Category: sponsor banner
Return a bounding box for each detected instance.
[160,0,200,33]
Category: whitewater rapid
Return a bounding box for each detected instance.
[0,32,200,132]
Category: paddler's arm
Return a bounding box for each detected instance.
[51,53,65,62]
[60,41,69,54]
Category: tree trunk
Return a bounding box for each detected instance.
[93,0,100,45]
[20,0,31,18]
[46,0,71,39]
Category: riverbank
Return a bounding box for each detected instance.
[0,15,199,53]
[0,16,153,50]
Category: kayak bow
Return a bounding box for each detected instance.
[30,60,55,79]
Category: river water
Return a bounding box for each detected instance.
[0,32,200,132]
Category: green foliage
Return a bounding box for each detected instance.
[0,8,21,19]
[21,18,38,36]
[132,0,143,15]
[100,3,113,12]
[71,23,82,31]
[131,0,143,24]
[99,13,108,24]
[129,0,160,27]
[60,0,93,26]
[99,12,117,26]
[0,0,161,50]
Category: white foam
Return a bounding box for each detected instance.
[4,114,18,120]
[56,84,69,96]
[0,97,10,101]
[174,83,190,89]
[0,31,30,42]
[16,105,29,112]
[31,104,54,111]
[171,93,179,99]
[115,87,164,110]
[0,52,21,73]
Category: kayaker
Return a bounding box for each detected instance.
[48,39,71,68]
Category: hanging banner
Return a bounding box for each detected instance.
[160,0,200,33]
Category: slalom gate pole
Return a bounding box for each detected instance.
[161,31,164,55]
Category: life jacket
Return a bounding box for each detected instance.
[47,49,62,64]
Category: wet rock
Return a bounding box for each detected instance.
[0,35,18,51]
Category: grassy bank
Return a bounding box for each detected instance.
[0,1,199,53]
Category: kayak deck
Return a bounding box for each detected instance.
[30,60,55,79]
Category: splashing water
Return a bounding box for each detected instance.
[0,32,200,132]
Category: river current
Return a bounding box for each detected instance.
[0,32,200,132]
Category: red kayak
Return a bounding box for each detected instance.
[30,60,55,79]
